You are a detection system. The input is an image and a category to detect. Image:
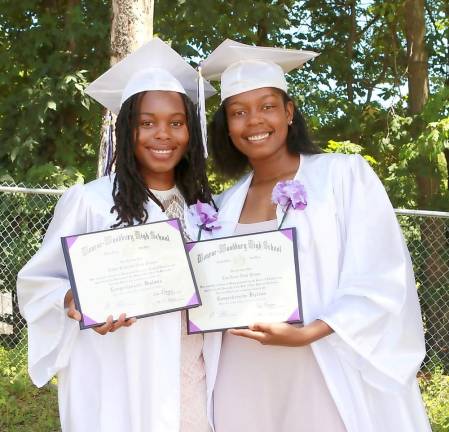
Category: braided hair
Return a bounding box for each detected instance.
[209,89,321,179]
[110,91,215,228]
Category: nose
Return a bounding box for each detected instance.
[246,110,264,126]
[154,124,170,140]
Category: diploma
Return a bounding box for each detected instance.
[61,219,200,329]
[186,228,302,333]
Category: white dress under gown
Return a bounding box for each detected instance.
[16,176,220,432]
[151,188,211,432]
[214,220,347,432]
[205,153,431,432]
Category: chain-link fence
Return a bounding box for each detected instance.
[396,209,449,372]
[0,184,63,365]
[1,184,448,374]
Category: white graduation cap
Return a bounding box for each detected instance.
[85,37,216,161]
[200,39,319,101]
[85,37,216,115]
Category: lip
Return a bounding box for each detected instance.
[246,132,272,142]
[150,148,173,154]
[146,147,175,159]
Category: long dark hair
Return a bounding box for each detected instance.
[209,89,321,179]
[110,91,214,227]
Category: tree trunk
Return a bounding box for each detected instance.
[345,0,356,105]
[65,0,79,54]
[97,0,154,177]
[403,0,437,206]
[256,21,268,45]
[404,0,442,209]
[445,1,449,87]
[444,148,449,191]
[404,0,429,115]
[110,0,154,66]
[404,0,448,370]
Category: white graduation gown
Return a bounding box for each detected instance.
[208,153,431,432]
[17,175,221,432]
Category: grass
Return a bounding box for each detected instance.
[0,344,60,432]
[1,343,448,431]
[420,368,449,431]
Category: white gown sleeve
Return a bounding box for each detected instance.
[17,184,87,387]
[319,155,426,391]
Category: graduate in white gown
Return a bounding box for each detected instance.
[17,38,221,432]
[200,39,431,432]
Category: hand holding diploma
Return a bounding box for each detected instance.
[62,219,200,329]
[64,289,136,335]
[187,228,303,333]
[230,320,333,347]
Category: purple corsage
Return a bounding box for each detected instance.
[188,200,221,240]
[272,180,307,229]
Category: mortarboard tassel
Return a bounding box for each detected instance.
[102,111,114,176]
[197,66,208,159]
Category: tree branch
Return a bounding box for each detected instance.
[356,13,380,40]
[424,0,439,35]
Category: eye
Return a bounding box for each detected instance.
[232,110,246,117]
[140,120,154,128]
[263,104,275,110]
[171,120,184,127]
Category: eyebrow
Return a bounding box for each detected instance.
[137,112,187,116]
[227,92,279,107]
[137,111,186,115]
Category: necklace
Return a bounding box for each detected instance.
[251,168,298,186]
[150,187,191,241]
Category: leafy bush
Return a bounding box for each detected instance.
[0,342,60,432]
[420,368,449,431]
[1,340,449,431]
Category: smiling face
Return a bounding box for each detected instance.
[133,90,189,189]
[225,87,293,164]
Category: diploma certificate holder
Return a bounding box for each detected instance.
[61,219,201,329]
[186,228,302,333]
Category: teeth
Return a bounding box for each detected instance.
[151,149,173,154]
[247,133,269,141]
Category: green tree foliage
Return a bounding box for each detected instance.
[155,0,448,209]
[0,0,110,187]
[0,0,447,208]
[155,0,297,54]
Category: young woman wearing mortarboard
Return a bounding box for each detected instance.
[17,38,220,432]
[202,39,431,432]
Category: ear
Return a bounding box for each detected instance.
[285,100,294,124]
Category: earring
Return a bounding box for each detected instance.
[288,120,293,126]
